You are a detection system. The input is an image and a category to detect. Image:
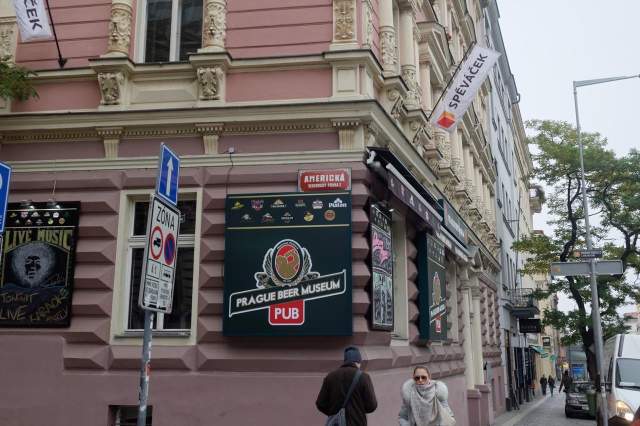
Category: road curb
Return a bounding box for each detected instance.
[494,395,550,426]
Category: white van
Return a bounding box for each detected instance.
[603,334,640,425]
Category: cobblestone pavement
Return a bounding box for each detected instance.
[507,393,595,426]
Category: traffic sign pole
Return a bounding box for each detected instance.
[137,310,154,426]
[137,145,180,426]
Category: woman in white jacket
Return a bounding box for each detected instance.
[398,366,455,426]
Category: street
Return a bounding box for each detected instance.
[497,394,595,426]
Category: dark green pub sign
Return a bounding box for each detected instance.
[417,233,447,340]
[224,192,352,336]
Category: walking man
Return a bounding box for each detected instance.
[316,346,378,425]
[548,375,556,396]
[558,370,573,394]
[539,376,548,395]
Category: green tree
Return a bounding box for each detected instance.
[514,119,640,381]
[0,56,37,101]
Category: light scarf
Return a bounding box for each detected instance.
[409,381,441,426]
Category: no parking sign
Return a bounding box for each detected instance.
[139,195,180,313]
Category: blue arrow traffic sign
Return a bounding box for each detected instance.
[0,161,12,233]
[155,144,180,206]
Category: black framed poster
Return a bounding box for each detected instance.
[224,192,352,336]
[370,204,393,330]
[418,233,447,340]
[0,202,80,327]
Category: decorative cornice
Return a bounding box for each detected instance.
[96,127,124,138]
[195,123,224,135]
[8,150,365,173]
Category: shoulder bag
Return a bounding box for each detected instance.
[325,369,363,426]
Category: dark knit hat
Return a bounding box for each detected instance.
[344,346,362,364]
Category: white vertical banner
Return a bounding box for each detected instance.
[12,0,53,42]
[430,45,501,132]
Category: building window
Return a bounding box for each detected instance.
[111,405,152,426]
[138,0,203,62]
[124,197,197,331]
[110,190,202,343]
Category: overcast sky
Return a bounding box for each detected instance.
[496,1,640,313]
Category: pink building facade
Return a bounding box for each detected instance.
[0,0,509,425]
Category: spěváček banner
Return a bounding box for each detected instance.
[12,0,53,42]
[430,45,500,132]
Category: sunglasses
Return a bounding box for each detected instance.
[414,375,429,381]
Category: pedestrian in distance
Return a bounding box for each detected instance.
[548,375,556,396]
[558,370,573,395]
[539,376,548,395]
[398,366,456,426]
[316,346,378,426]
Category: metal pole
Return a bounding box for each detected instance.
[43,0,67,68]
[573,84,608,425]
[137,310,154,426]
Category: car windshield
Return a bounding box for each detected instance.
[616,359,640,389]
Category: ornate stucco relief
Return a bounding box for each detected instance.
[202,0,227,51]
[362,0,374,48]
[0,19,17,61]
[380,27,398,72]
[107,3,132,56]
[197,66,224,100]
[98,72,124,105]
[334,0,356,41]
[401,66,421,108]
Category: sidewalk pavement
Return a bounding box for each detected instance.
[494,392,549,426]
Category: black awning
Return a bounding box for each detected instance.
[367,147,439,205]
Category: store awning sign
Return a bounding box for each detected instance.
[224,192,352,335]
[438,199,467,245]
[519,318,542,333]
[388,171,441,231]
[298,169,351,192]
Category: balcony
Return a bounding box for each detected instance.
[508,288,539,318]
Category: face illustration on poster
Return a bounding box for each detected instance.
[11,242,56,288]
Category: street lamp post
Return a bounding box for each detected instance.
[572,73,640,425]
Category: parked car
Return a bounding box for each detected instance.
[565,381,595,418]
[603,334,640,425]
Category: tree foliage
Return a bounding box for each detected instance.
[514,119,640,381]
[0,56,37,101]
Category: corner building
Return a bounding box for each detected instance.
[0,0,526,424]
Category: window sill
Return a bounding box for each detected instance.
[115,330,191,339]
[391,336,410,346]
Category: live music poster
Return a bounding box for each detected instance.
[0,202,79,327]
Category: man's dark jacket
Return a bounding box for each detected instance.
[316,363,378,426]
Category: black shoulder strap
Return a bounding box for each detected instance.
[342,369,363,409]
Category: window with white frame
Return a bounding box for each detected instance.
[138,0,203,62]
[124,197,197,331]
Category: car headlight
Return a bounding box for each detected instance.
[567,397,579,404]
[616,400,635,422]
